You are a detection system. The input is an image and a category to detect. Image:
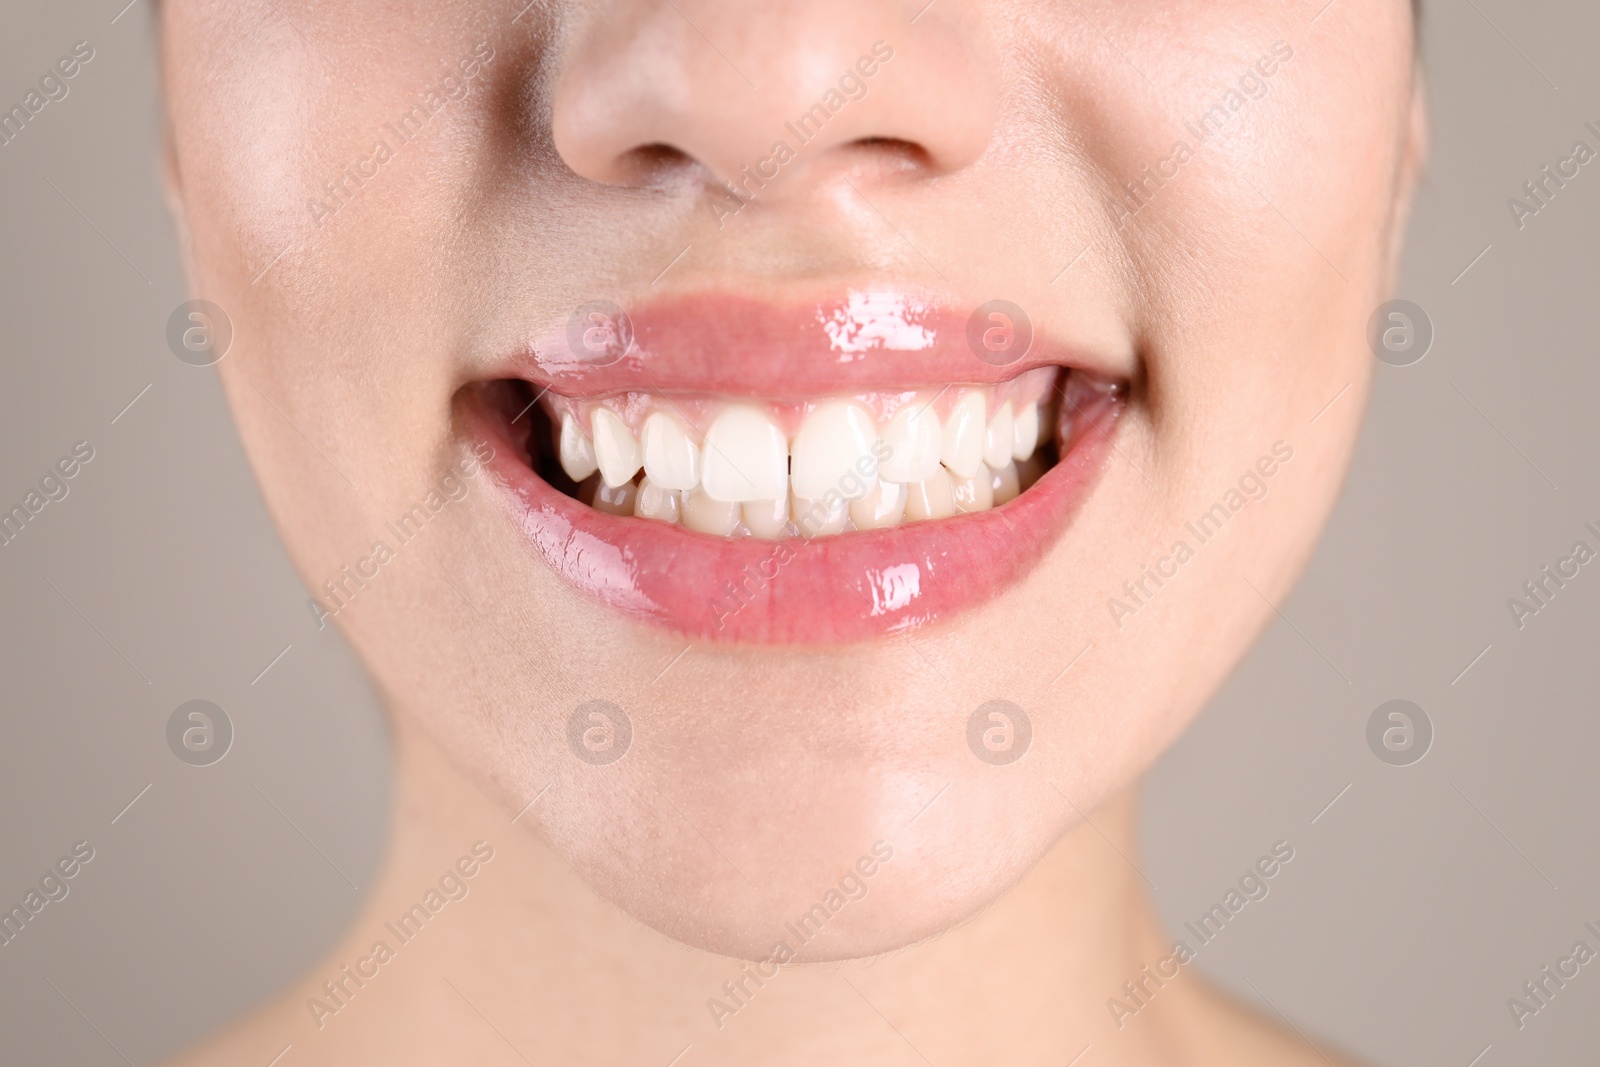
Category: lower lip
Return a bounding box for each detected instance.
[467,389,1123,644]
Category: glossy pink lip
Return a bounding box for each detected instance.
[496,291,1132,398]
[465,292,1127,643]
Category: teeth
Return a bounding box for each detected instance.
[634,477,681,523]
[589,477,637,515]
[951,463,995,513]
[791,400,878,500]
[641,412,702,492]
[904,466,957,522]
[983,402,1014,470]
[1012,404,1041,461]
[592,408,642,488]
[879,400,941,484]
[541,370,1066,537]
[940,391,986,480]
[559,415,599,482]
[743,497,790,539]
[682,485,741,535]
[702,405,788,503]
[792,492,849,537]
[991,461,1020,505]
[850,479,907,530]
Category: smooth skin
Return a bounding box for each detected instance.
[159,0,1424,1062]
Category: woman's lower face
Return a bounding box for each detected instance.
[162,0,1418,960]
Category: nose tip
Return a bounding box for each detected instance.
[549,3,996,192]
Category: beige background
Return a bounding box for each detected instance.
[2,1,1597,1063]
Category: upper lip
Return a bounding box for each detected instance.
[489,289,1133,397]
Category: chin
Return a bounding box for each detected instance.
[520,702,1084,963]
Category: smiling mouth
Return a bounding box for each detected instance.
[463,293,1127,643]
[505,366,1072,536]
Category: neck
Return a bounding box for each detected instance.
[250,717,1205,1066]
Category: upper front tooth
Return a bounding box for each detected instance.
[983,402,1014,469]
[702,405,788,502]
[641,411,701,491]
[879,399,941,484]
[559,414,599,482]
[1012,404,1041,461]
[592,408,642,488]
[941,391,986,479]
[791,400,878,500]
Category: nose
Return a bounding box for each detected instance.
[549,0,996,191]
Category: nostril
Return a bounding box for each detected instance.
[613,142,698,187]
[847,136,934,170]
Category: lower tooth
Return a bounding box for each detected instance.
[634,477,682,523]
[743,497,790,539]
[590,478,637,516]
[952,463,995,513]
[904,467,957,522]
[849,479,908,530]
[991,462,1020,505]
[792,492,849,538]
[682,486,742,536]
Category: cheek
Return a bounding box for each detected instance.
[1000,8,1407,800]
[167,13,333,267]
[166,5,496,309]
[167,8,494,592]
